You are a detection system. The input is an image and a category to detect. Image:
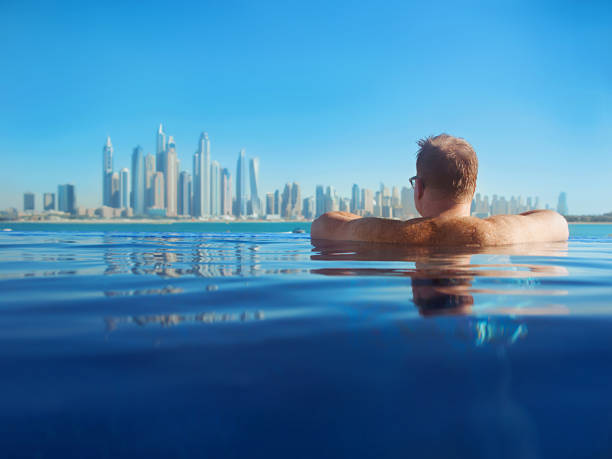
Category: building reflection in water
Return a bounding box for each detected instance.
[105,309,265,333]
[100,234,309,279]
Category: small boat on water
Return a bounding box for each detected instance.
[292,228,305,234]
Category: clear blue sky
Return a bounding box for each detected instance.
[1,0,610,214]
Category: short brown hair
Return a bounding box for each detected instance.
[416,134,478,201]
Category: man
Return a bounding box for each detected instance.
[311,134,568,246]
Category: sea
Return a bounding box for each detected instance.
[1,222,611,458]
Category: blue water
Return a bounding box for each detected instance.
[1,223,612,458]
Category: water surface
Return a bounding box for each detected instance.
[1,225,612,458]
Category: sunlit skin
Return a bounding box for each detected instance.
[311,176,569,247]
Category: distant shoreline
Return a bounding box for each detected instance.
[1,219,312,224]
[566,221,612,225]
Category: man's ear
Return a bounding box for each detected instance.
[416,179,425,200]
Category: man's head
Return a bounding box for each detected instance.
[413,134,478,218]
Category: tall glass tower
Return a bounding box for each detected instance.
[193,132,210,217]
[156,124,166,174]
[131,146,145,215]
[164,136,178,216]
[210,160,220,216]
[249,157,260,216]
[557,192,568,216]
[235,149,247,217]
[102,137,113,206]
[120,168,130,209]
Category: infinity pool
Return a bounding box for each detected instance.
[1,227,612,458]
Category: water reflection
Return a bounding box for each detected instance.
[105,309,265,332]
[99,234,308,279]
[310,240,569,318]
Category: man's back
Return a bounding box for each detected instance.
[310,210,569,247]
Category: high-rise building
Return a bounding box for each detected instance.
[235,149,247,217]
[221,168,232,215]
[274,189,280,215]
[291,183,301,217]
[152,172,165,209]
[281,182,301,218]
[302,196,315,220]
[178,171,192,216]
[557,192,568,216]
[249,157,261,216]
[401,186,416,218]
[156,124,166,174]
[120,168,130,209]
[23,192,35,212]
[164,136,178,216]
[43,192,55,211]
[281,183,291,218]
[392,186,401,209]
[339,197,350,212]
[131,146,145,215]
[193,132,210,217]
[361,188,374,215]
[315,185,325,217]
[265,193,274,215]
[325,186,338,213]
[102,137,113,206]
[144,154,156,209]
[58,184,76,213]
[210,160,220,216]
[111,172,120,208]
[351,184,360,213]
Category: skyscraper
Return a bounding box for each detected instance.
[43,192,55,211]
[281,183,301,219]
[164,136,178,216]
[302,196,315,220]
[193,132,210,217]
[152,172,165,209]
[102,137,113,206]
[58,184,76,213]
[156,124,166,174]
[111,172,120,208]
[557,192,568,216]
[315,185,325,217]
[178,171,192,216]
[144,154,156,209]
[210,160,220,216]
[249,157,261,216]
[325,186,338,213]
[281,183,291,218]
[120,168,130,209]
[361,188,374,215]
[401,186,416,218]
[131,146,145,215]
[274,189,280,215]
[235,149,247,217]
[291,182,301,217]
[221,168,232,216]
[23,192,35,212]
[351,184,360,213]
[265,193,274,215]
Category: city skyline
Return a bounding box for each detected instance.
[1,2,610,214]
[11,125,569,220]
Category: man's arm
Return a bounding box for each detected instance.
[311,210,568,246]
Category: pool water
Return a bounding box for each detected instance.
[1,226,612,458]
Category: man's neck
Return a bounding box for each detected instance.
[422,200,471,218]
